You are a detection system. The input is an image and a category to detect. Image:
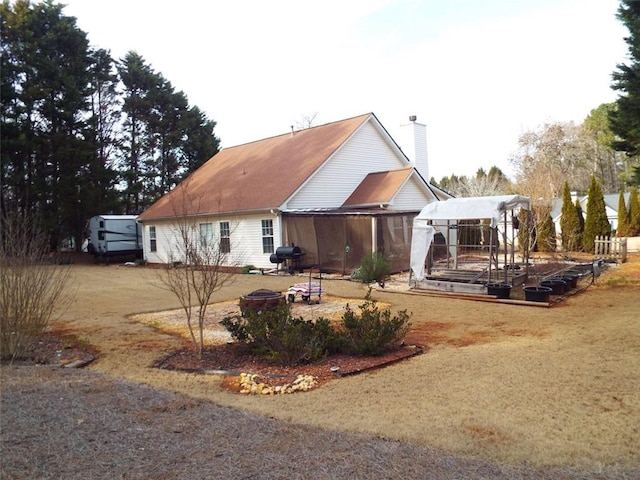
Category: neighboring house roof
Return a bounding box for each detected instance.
[551,192,629,222]
[342,167,414,207]
[604,192,630,211]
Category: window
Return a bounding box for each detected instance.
[261,219,274,254]
[149,226,157,252]
[219,221,230,253]
[199,223,213,248]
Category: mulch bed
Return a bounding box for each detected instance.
[3,331,96,368]
[154,342,425,390]
[7,330,423,393]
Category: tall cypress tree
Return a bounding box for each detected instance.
[574,199,584,251]
[517,208,533,254]
[629,187,640,234]
[559,181,582,251]
[617,191,630,236]
[536,206,556,253]
[584,176,612,252]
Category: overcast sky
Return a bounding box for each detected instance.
[62,0,628,181]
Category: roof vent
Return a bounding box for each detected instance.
[409,115,417,122]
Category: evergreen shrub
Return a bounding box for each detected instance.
[583,176,611,253]
[221,290,411,366]
[221,303,340,365]
[339,290,411,356]
[357,253,392,285]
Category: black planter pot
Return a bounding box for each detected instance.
[523,286,553,302]
[487,283,512,299]
[559,275,578,289]
[540,279,567,295]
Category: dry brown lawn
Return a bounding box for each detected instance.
[2,254,639,479]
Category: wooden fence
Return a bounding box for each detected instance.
[594,236,627,263]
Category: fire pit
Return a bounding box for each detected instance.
[239,289,285,315]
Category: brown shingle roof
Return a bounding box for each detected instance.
[342,167,414,207]
[138,113,372,221]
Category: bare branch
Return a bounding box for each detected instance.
[0,208,73,361]
[153,180,236,359]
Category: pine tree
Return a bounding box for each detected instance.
[0,0,94,249]
[616,191,630,237]
[1,2,220,247]
[629,187,640,235]
[583,176,612,252]
[118,52,220,211]
[610,1,640,157]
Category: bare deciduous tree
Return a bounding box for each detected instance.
[155,182,236,359]
[294,112,318,130]
[510,122,591,201]
[0,208,72,361]
[456,167,510,197]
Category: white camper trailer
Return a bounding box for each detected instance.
[87,215,142,260]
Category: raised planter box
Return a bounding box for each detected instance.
[416,279,486,295]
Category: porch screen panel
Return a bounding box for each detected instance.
[345,217,371,271]
[378,215,413,272]
[313,217,346,272]
[282,216,318,267]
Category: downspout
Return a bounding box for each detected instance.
[271,209,283,247]
[503,212,508,284]
[371,217,377,256]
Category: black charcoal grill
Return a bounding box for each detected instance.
[270,245,304,273]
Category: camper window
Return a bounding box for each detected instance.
[149,226,157,252]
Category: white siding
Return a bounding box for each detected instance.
[389,175,436,210]
[230,213,283,269]
[142,213,282,269]
[285,120,408,209]
[143,223,175,264]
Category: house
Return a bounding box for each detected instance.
[137,113,450,273]
[551,192,631,235]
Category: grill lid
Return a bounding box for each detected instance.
[275,246,303,258]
